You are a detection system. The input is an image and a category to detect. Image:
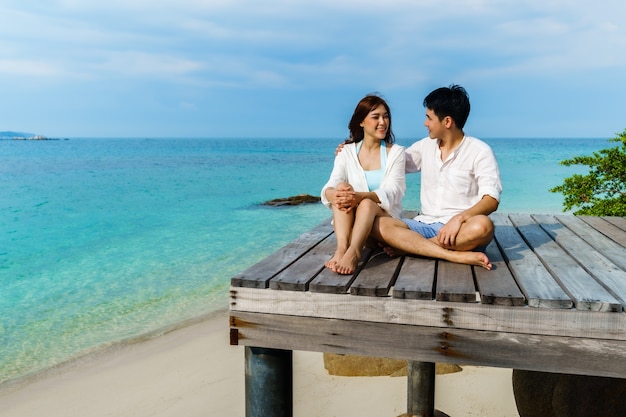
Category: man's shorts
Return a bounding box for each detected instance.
[401,219,445,239]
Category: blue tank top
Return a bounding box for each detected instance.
[356,142,387,191]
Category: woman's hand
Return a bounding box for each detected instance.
[333,182,358,212]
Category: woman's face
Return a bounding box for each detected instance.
[360,104,389,141]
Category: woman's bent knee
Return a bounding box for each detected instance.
[356,199,379,215]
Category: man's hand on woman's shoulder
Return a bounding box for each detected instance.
[335,142,346,156]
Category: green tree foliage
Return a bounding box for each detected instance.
[550,129,626,216]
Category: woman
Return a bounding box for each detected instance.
[321,95,406,275]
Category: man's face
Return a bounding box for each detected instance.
[424,108,444,139]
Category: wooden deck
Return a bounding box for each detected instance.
[231,213,626,375]
[229,213,626,416]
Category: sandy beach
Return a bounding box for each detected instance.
[0,309,519,417]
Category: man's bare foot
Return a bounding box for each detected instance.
[332,249,360,275]
[382,246,407,258]
[452,251,492,270]
[378,242,407,258]
[325,250,345,270]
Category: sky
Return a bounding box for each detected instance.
[1,0,625,139]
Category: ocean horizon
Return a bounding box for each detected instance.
[0,136,613,385]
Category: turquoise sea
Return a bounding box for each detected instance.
[0,136,610,385]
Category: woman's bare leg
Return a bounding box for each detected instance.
[325,205,354,270]
[334,200,387,275]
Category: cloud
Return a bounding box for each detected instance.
[95,52,206,78]
[0,0,625,137]
[0,59,65,77]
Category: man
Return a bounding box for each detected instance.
[372,85,502,269]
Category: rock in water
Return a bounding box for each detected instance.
[262,193,321,206]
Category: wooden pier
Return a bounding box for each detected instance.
[230,213,626,416]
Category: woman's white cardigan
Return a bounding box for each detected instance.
[321,142,406,219]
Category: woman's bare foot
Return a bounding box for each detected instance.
[332,248,360,275]
[325,250,345,270]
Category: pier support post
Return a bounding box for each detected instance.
[407,361,436,417]
[245,346,293,417]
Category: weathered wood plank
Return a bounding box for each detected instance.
[307,268,352,294]
[349,251,401,296]
[601,216,626,232]
[393,256,436,300]
[559,215,626,271]
[230,286,626,340]
[491,213,572,309]
[269,234,335,291]
[532,215,626,312]
[474,238,526,306]
[435,262,477,303]
[402,210,420,218]
[579,216,626,249]
[231,219,333,288]
[509,214,621,312]
[231,311,626,379]
[550,215,626,306]
[308,247,372,294]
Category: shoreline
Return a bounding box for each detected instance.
[0,309,519,417]
[0,306,230,393]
